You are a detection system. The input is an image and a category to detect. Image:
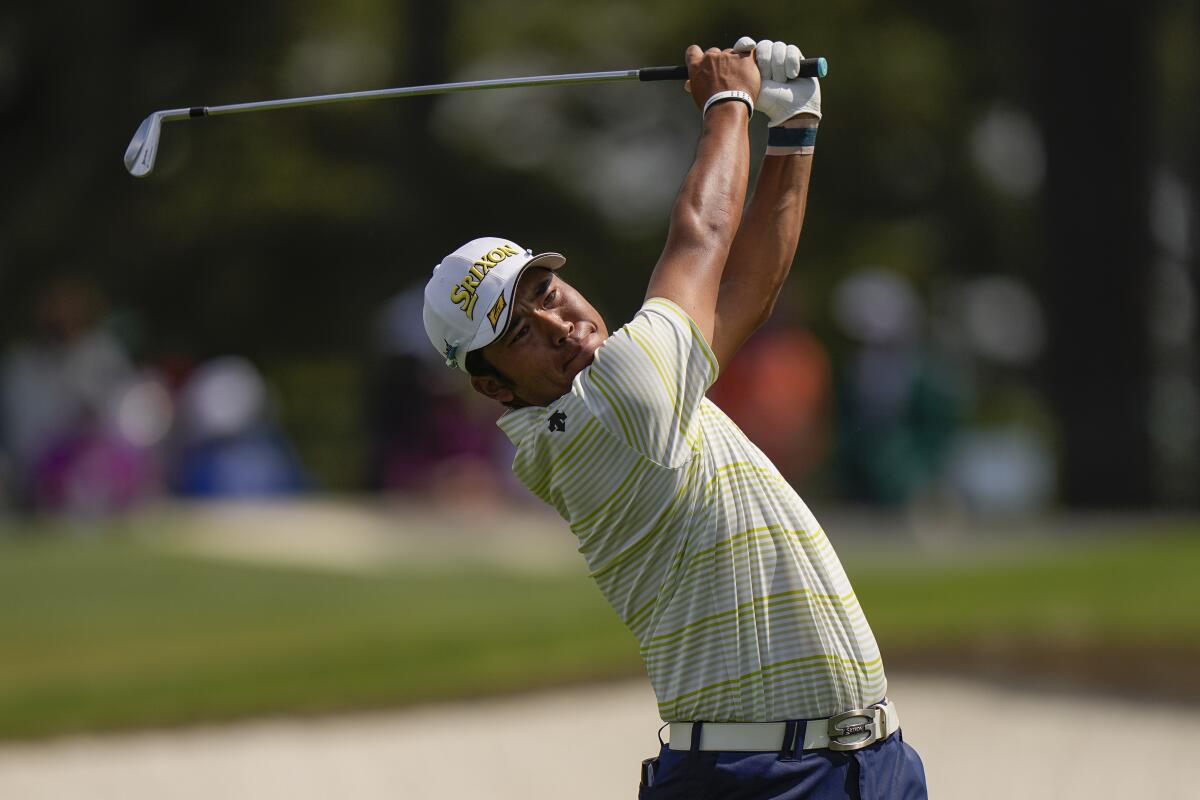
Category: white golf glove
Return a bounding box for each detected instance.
[733,37,821,126]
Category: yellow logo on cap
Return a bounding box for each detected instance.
[487,293,507,331]
[448,243,520,320]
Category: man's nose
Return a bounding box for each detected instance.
[536,310,573,343]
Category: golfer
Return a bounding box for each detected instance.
[422,39,927,799]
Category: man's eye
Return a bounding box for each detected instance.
[546,290,557,305]
[514,326,529,341]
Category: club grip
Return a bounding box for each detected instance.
[638,57,827,82]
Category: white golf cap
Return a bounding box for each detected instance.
[423,236,566,371]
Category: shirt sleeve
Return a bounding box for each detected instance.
[576,297,719,469]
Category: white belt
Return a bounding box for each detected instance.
[668,700,899,753]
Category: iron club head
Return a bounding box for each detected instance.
[124,112,164,177]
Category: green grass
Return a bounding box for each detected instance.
[0,534,639,740]
[0,519,1198,740]
[852,526,1200,646]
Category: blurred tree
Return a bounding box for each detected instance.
[1034,0,1156,507]
[0,2,1193,503]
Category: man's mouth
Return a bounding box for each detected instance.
[562,329,596,374]
[563,341,583,373]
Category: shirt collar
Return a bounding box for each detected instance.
[495,406,544,445]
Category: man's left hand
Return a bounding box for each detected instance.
[733,37,821,126]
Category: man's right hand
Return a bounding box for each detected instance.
[684,45,761,114]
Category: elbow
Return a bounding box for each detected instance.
[745,303,774,336]
[745,287,783,333]
[669,201,740,253]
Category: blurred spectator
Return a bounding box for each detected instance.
[170,356,307,497]
[368,284,513,504]
[935,276,1057,514]
[833,268,963,507]
[944,427,1054,515]
[0,278,159,514]
[709,316,833,483]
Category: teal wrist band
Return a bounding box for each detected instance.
[767,126,818,148]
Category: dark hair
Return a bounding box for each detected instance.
[465,348,520,408]
[465,348,507,381]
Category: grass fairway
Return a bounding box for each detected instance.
[851,525,1200,698]
[0,533,639,741]
[0,518,1197,740]
[857,527,1200,644]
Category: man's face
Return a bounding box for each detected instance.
[471,267,608,407]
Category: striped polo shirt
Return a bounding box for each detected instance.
[496,297,886,721]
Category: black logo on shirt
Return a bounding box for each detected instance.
[548,411,567,432]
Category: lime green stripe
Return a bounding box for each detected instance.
[572,457,654,533]
[659,666,889,720]
[641,615,874,672]
[644,617,868,676]
[587,363,644,456]
[657,660,888,718]
[657,527,835,609]
[627,324,701,449]
[683,525,826,572]
[531,420,605,497]
[589,458,698,580]
[703,461,791,497]
[701,461,760,492]
[646,297,718,378]
[661,529,839,606]
[659,670,889,721]
[642,603,870,673]
[645,587,857,647]
[658,652,885,712]
[626,325,679,409]
[646,587,859,648]
[625,595,658,635]
[527,418,602,497]
[624,326,700,448]
[658,661,886,721]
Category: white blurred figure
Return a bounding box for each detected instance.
[969,105,1045,199]
[936,276,1057,515]
[945,428,1055,515]
[171,357,307,498]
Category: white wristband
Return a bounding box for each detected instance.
[702,90,754,119]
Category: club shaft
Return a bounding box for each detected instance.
[129,58,827,176]
[168,58,825,119]
[184,69,642,119]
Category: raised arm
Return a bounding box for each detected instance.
[711,38,822,368]
[644,45,760,347]
[710,126,815,366]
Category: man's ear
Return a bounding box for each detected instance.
[470,374,515,405]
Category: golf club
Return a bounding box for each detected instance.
[124,58,828,178]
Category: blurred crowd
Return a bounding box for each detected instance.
[0,279,306,516]
[0,269,1061,519]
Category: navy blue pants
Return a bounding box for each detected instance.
[637,726,927,799]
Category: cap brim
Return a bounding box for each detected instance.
[465,252,567,354]
[524,251,566,271]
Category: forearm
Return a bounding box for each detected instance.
[646,102,752,337]
[710,142,813,365]
[726,149,813,321]
[668,104,752,251]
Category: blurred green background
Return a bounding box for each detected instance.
[2,0,1197,508]
[0,0,1198,753]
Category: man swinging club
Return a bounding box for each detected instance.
[422,37,928,799]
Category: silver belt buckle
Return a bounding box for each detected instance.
[826,705,886,752]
